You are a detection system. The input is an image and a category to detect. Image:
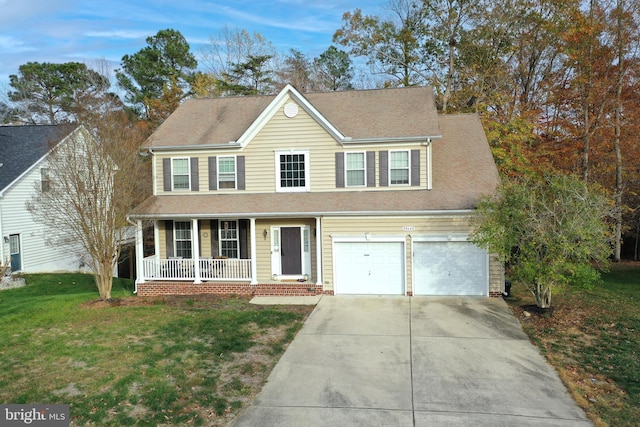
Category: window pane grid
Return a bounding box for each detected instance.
[390,151,410,185]
[220,221,239,258]
[279,154,306,188]
[174,221,192,258]
[346,152,365,186]
[172,158,190,190]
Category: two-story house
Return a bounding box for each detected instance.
[0,124,88,273]
[129,85,504,297]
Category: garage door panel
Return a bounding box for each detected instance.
[334,242,404,295]
[414,242,487,296]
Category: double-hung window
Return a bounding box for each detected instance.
[390,150,410,185]
[218,156,236,189]
[219,220,239,258]
[276,151,309,192]
[172,158,190,190]
[174,221,192,258]
[346,152,366,187]
[40,168,50,192]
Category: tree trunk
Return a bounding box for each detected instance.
[612,0,625,262]
[533,281,552,309]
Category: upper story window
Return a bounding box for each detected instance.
[346,152,366,187]
[276,151,309,192]
[172,158,190,190]
[390,150,410,185]
[218,156,236,189]
[174,221,192,258]
[40,168,50,192]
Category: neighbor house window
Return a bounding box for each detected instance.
[346,152,365,186]
[172,158,190,190]
[276,151,309,192]
[219,220,239,258]
[218,156,236,189]
[390,150,410,185]
[174,221,192,258]
[41,168,50,192]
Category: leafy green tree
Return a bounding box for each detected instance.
[219,54,274,95]
[334,6,436,87]
[313,46,354,91]
[8,62,109,124]
[116,29,197,118]
[471,174,613,308]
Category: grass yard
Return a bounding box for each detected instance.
[505,263,640,427]
[0,274,313,426]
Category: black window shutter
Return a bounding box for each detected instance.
[208,156,217,190]
[163,158,171,192]
[379,151,388,186]
[211,220,219,257]
[165,221,174,257]
[237,156,246,190]
[335,153,345,188]
[190,157,199,191]
[367,151,376,187]
[411,149,421,186]
[239,219,249,259]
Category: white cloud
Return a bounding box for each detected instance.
[85,30,150,39]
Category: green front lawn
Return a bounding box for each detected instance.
[0,274,313,426]
[506,263,640,427]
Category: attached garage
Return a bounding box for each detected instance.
[333,241,405,295]
[413,240,488,296]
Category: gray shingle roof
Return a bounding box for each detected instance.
[145,86,441,148]
[0,124,76,192]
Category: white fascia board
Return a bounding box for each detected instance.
[237,84,345,147]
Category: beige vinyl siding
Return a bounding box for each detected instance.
[158,223,167,258]
[153,96,430,195]
[320,215,502,295]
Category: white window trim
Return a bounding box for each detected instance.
[389,149,410,186]
[345,151,366,187]
[275,150,310,192]
[217,155,237,190]
[219,220,240,258]
[173,221,193,258]
[171,157,191,191]
[40,167,50,192]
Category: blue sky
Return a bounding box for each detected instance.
[0,0,384,94]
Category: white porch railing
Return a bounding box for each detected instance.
[142,256,252,281]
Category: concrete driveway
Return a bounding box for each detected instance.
[232,296,592,426]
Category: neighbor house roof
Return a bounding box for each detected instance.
[130,114,499,218]
[0,124,76,193]
[145,86,441,149]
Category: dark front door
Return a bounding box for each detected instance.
[280,227,302,274]
[9,234,21,272]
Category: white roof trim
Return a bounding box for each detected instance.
[236,84,345,148]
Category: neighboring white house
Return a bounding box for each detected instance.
[0,124,88,273]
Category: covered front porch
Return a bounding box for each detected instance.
[131,216,324,295]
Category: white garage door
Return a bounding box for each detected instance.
[334,242,404,295]
[414,242,488,296]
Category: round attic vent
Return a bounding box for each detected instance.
[284,102,299,118]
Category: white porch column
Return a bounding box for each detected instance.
[153,220,160,261]
[315,216,322,287]
[135,220,144,287]
[250,218,258,284]
[192,219,201,284]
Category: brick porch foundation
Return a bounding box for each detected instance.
[136,281,332,297]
